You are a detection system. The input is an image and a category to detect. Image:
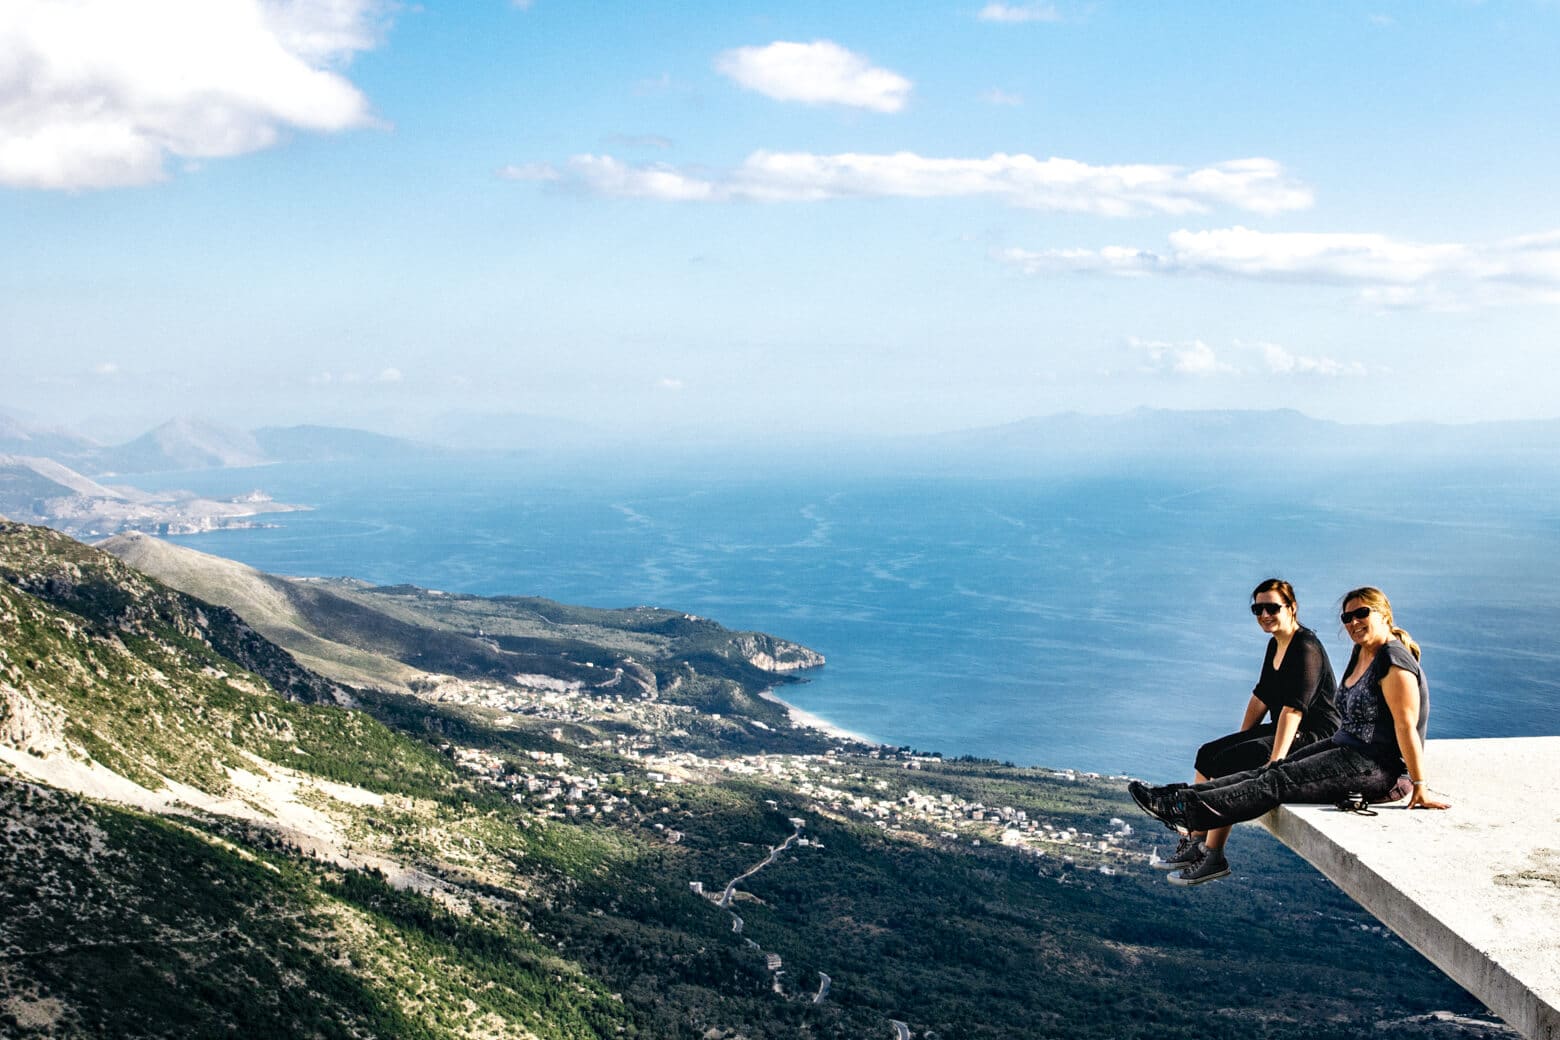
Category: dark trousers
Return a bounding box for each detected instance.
[1194,723,1327,779]
[1182,740,1400,832]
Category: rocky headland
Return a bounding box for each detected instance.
[0,454,306,539]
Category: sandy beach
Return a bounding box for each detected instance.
[759,689,880,746]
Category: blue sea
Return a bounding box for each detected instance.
[129,458,1560,777]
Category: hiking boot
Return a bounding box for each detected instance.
[1128,780,1190,831]
[1150,834,1202,871]
[1167,846,1230,887]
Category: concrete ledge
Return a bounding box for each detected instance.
[1257,737,1560,1040]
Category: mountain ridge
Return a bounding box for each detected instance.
[99,531,827,716]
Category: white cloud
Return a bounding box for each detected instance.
[714,41,912,113]
[657,377,685,391]
[1001,226,1560,307]
[91,362,120,376]
[1249,341,1366,377]
[977,3,1063,23]
[306,367,404,386]
[0,0,385,190]
[1128,337,1235,376]
[267,0,387,63]
[503,152,1312,216]
[1127,337,1363,378]
[502,155,717,201]
[980,88,1024,106]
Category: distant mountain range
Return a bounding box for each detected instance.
[0,414,451,476]
[0,413,100,459]
[893,407,1560,475]
[4,408,1558,483]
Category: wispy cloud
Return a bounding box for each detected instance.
[308,367,405,387]
[999,226,1560,306]
[1249,341,1366,377]
[502,156,717,201]
[502,153,1312,216]
[977,3,1064,24]
[0,0,388,191]
[1128,337,1235,376]
[633,72,675,96]
[714,41,912,112]
[980,88,1024,106]
[607,133,674,151]
[1127,337,1364,378]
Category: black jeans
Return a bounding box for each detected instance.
[1194,723,1328,778]
[1180,739,1400,832]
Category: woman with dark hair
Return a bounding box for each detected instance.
[1151,579,1339,886]
[1131,587,1449,874]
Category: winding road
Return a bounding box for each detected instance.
[716,827,802,909]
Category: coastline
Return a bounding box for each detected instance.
[759,689,881,747]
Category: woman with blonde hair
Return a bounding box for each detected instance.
[1152,578,1339,885]
[1131,586,1448,870]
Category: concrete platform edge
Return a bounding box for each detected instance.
[1260,805,1559,1040]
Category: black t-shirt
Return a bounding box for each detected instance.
[1252,627,1340,738]
[1333,640,1429,770]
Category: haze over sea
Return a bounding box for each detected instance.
[131,455,1560,778]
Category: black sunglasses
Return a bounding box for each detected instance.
[1250,602,1285,617]
[1340,606,1373,624]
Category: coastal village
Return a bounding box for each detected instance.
[444,709,1144,877]
[419,644,1147,877]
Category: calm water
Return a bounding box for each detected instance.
[130,458,1560,777]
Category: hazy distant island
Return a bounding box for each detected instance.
[10,403,1560,550]
[9,408,1560,486]
[0,520,1503,1039]
[0,414,451,475]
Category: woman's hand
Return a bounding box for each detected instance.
[1407,785,1450,810]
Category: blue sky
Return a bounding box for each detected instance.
[3,1,1558,443]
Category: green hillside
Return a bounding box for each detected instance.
[0,522,1505,1039]
[101,531,825,731]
